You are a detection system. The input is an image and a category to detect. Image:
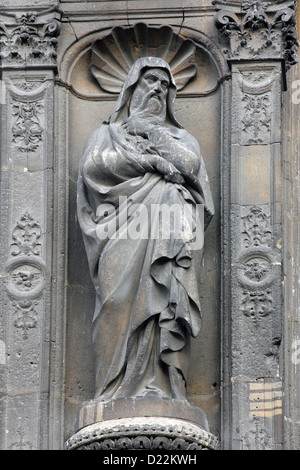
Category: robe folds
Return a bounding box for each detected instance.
[77,58,214,401]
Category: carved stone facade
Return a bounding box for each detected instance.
[0,0,299,451]
[0,4,61,450]
[213,0,299,450]
[214,0,298,67]
[0,9,61,68]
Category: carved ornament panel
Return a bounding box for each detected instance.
[0,9,61,68]
[214,0,298,68]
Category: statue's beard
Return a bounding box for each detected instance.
[129,90,167,123]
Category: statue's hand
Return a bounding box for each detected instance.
[122,116,160,138]
[155,158,185,184]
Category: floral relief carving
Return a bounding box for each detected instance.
[241,207,272,249]
[237,253,274,289]
[13,268,37,289]
[75,435,207,450]
[242,417,272,450]
[241,288,273,326]
[12,99,43,152]
[65,417,219,450]
[243,257,271,283]
[7,424,36,450]
[11,211,42,257]
[214,1,298,68]
[241,91,271,144]
[0,11,61,66]
[231,28,281,60]
[14,81,40,92]
[5,260,45,299]
[8,212,44,338]
[12,299,39,339]
[241,70,272,86]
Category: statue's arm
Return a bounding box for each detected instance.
[149,127,201,179]
[120,116,201,181]
[109,123,186,183]
[123,145,185,184]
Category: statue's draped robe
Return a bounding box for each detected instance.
[77,58,214,401]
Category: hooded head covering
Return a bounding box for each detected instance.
[108,57,183,128]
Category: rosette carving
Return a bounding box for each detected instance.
[5,212,45,340]
[10,212,41,257]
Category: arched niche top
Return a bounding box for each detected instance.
[60,23,228,99]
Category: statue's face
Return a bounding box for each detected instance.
[139,68,170,101]
[129,67,170,119]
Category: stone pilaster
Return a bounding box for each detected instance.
[0,7,61,450]
[214,0,298,450]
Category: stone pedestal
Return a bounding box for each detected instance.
[65,398,219,450]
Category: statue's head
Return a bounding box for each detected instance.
[129,67,170,122]
[108,57,182,128]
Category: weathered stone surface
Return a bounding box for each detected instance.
[75,397,209,432]
[282,52,300,449]
[65,416,219,451]
[0,72,56,450]
[214,0,297,450]
[0,0,299,451]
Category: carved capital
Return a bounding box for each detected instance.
[214,1,298,69]
[0,8,62,69]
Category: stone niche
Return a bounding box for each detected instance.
[63,22,223,448]
[0,0,297,451]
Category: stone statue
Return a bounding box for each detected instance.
[77,57,214,404]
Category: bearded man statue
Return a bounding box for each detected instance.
[77,57,214,406]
